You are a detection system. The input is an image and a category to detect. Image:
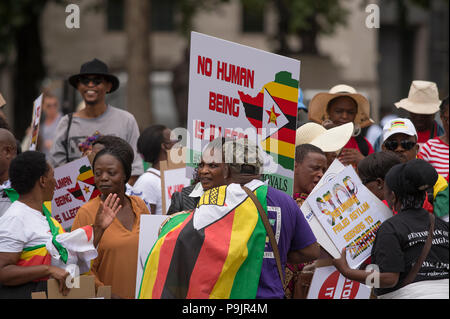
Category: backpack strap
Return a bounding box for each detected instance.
[62,112,74,163]
[354,134,370,156]
[242,185,284,286]
[399,213,435,288]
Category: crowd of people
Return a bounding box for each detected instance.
[0,58,448,299]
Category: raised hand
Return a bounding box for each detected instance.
[92,193,122,247]
[95,193,122,231]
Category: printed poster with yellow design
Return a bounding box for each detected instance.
[185,32,300,196]
[306,166,393,268]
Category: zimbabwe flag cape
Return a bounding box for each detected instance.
[138,180,268,299]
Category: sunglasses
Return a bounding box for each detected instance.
[79,76,104,86]
[384,139,416,151]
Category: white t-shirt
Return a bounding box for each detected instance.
[130,168,162,215]
[0,180,12,219]
[0,201,54,253]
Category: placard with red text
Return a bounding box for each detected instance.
[307,265,372,299]
[51,156,100,230]
[186,32,300,196]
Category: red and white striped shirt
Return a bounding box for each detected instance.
[419,137,449,181]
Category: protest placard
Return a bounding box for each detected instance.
[51,156,100,230]
[301,159,346,259]
[184,32,300,196]
[29,94,43,151]
[306,165,393,268]
[160,161,191,215]
[135,214,170,298]
[306,259,372,299]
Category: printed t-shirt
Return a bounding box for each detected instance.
[130,168,162,215]
[0,180,12,218]
[71,195,149,299]
[49,105,144,177]
[371,208,449,296]
[256,186,317,299]
[0,200,61,257]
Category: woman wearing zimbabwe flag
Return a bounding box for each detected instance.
[0,151,120,299]
[138,138,320,299]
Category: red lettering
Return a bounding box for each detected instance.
[194,120,205,139]
[197,56,212,77]
[216,61,254,89]
[208,91,239,117]
[54,214,62,224]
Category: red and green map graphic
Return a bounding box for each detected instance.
[67,165,100,202]
[238,71,298,170]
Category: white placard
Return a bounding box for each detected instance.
[307,265,372,299]
[186,32,300,196]
[301,159,346,258]
[161,167,191,214]
[29,94,43,151]
[135,214,169,298]
[51,157,100,230]
[306,165,393,268]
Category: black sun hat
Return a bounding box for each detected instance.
[68,58,120,93]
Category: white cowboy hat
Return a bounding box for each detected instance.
[394,80,441,114]
[308,84,374,129]
[296,122,354,152]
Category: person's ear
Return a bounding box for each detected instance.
[413,143,419,156]
[105,81,113,93]
[222,165,230,179]
[375,178,384,190]
[39,175,47,189]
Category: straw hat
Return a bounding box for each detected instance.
[295,122,354,152]
[308,84,374,129]
[394,80,441,114]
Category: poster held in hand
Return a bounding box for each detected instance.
[51,156,100,230]
[305,163,392,268]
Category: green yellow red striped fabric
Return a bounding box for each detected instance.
[432,174,449,218]
[138,184,268,299]
[17,212,65,281]
[3,188,67,278]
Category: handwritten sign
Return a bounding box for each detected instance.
[306,165,392,268]
[185,32,300,196]
[51,157,100,230]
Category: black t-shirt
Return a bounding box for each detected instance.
[371,208,449,296]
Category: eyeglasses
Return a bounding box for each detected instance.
[79,76,104,86]
[384,139,416,151]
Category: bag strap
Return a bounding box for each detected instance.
[399,213,435,288]
[63,112,74,163]
[241,186,284,286]
[354,134,370,156]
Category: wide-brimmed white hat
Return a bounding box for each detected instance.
[308,84,374,129]
[296,122,354,152]
[394,80,441,114]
